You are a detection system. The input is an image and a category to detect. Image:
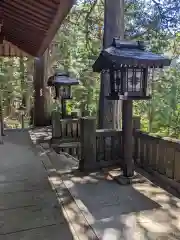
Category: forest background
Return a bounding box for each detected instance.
[0,0,180,138]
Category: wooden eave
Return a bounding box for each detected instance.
[1,0,74,57]
[0,40,30,57]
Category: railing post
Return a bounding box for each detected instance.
[79,117,97,171]
[133,116,141,131]
[21,114,24,129]
[0,122,3,144]
[51,111,61,139]
[133,116,141,163]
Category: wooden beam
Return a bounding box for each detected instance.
[3,12,48,32]
[38,0,58,10]
[4,33,35,56]
[5,24,44,42]
[5,19,46,34]
[0,40,29,57]
[2,0,56,15]
[3,5,51,25]
[3,1,53,20]
[3,9,49,28]
[1,0,74,56]
[37,0,74,56]
[4,30,36,46]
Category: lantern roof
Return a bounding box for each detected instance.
[47,73,79,86]
[92,38,171,72]
[18,105,26,111]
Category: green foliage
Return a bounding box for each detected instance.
[0,57,34,127]
[49,0,180,137]
[1,0,180,136]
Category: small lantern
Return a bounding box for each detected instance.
[18,105,26,115]
[47,73,79,100]
[92,38,171,100]
[47,72,79,119]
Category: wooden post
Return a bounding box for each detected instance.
[133,116,141,131]
[122,100,134,177]
[33,51,50,127]
[0,101,3,144]
[0,90,4,142]
[0,122,3,144]
[133,116,141,164]
[79,117,97,171]
[51,111,61,139]
[61,98,66,119]
[21,114,24,129]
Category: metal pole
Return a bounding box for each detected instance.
[0,90,4,136]
[21,114,24,129]
[0,91,3,143]
[122,100,134,177]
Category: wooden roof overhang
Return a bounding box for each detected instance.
[0,0,74,57]
[0,40,30,57]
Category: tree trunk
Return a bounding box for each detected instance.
[0,90,4,138]
[26,58,33,116]
[19,57,26,106]
[33,51,51,126]
[98,0,124,129]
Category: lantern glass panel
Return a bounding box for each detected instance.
[59,85,71,99]
[127,68,141,92]
[107,66,155,99]
[125,68,145,97]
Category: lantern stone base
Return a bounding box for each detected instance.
[114,175,135,185]
[104,167,136,185]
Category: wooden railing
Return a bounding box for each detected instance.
[96,129,123,167]
[59,119,80,139]
[134,131,180,182]
[51,111,80,158]
[52,112,80,140]
[51,114,180,186]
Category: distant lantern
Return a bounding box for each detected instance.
[47,73,79,100]
[92,38,171,100]
[47,72,79,119]
[18,105,26,129]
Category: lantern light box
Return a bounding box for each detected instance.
[47,73,79,100]
[92,38,171,100]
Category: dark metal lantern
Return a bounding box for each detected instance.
[47,73,79,100]
[18,105,26,114]
[92,38,171,100]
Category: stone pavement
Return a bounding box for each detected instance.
[45,144,180,240]
[1,130,180,240]
[0,130,78,240]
